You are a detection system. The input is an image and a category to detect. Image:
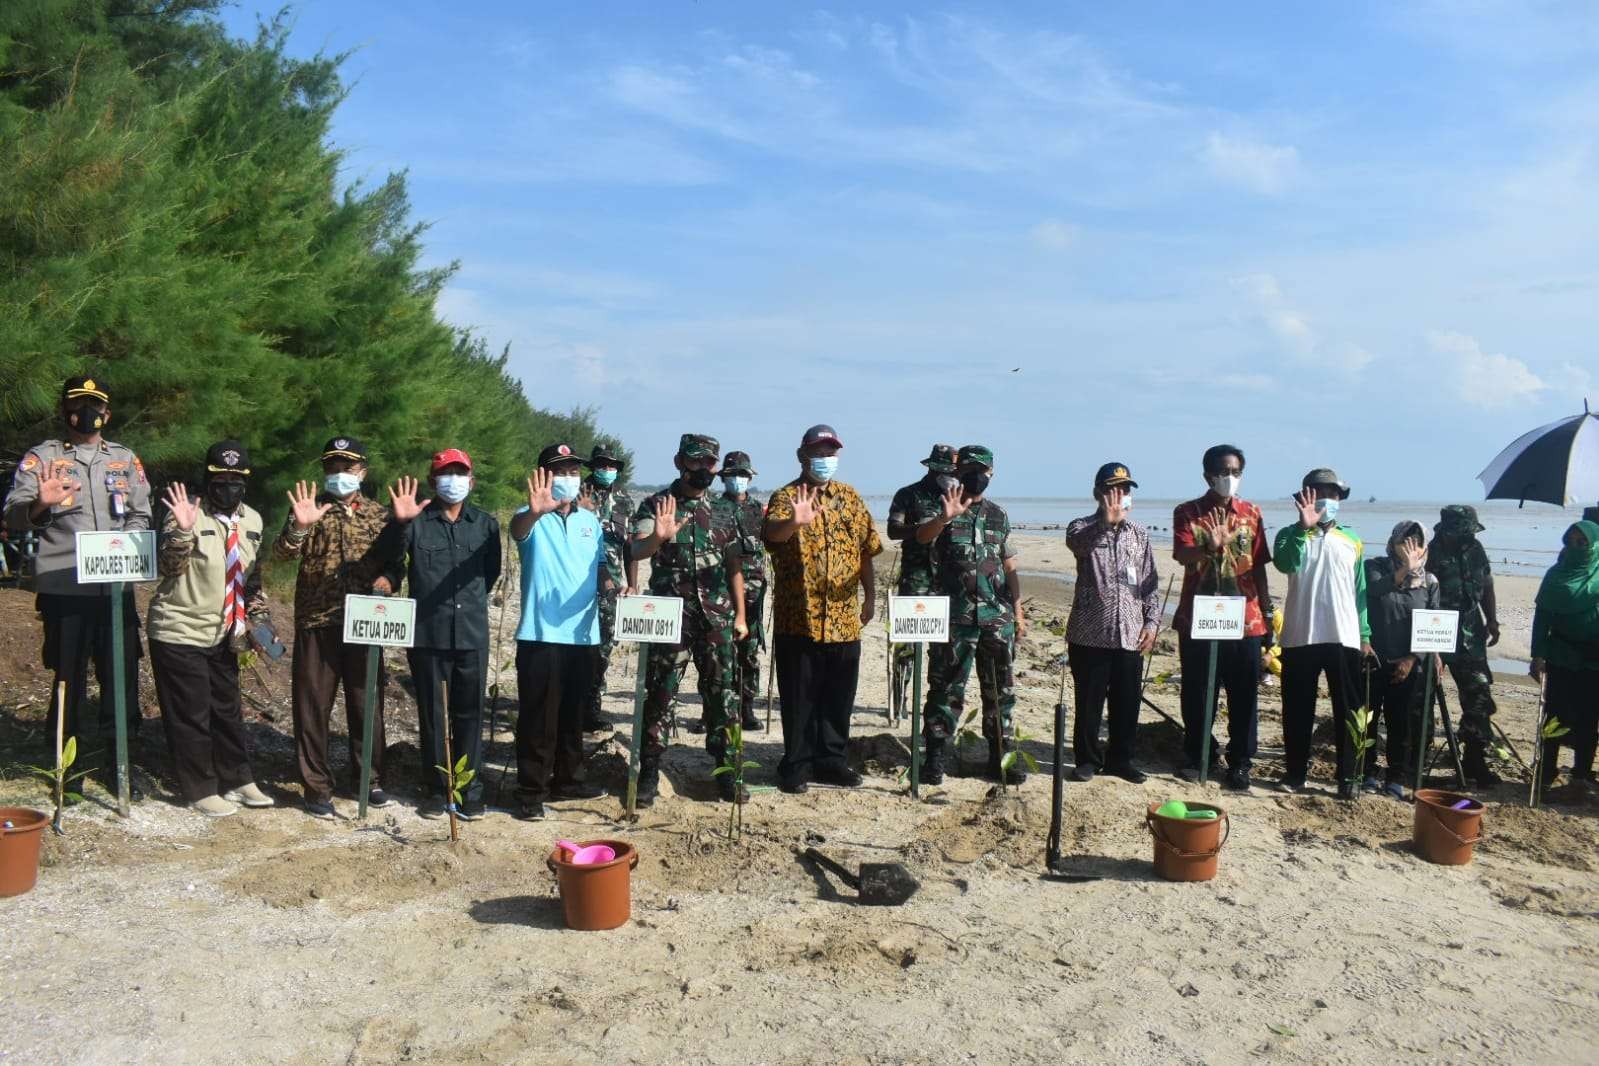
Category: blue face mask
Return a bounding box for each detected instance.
[551,475,581,502]
[325,472,362,498]
[434,474,471,504]
[807,456,839,483]
[722,475,750,495]
[590,468,618,487]
[1316,497,1341,523]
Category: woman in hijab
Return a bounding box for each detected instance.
[1363,520,1440,798]
[1530,520,1599,793]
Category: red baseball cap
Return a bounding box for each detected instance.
[800,424,843,449]
[430,448,473,473]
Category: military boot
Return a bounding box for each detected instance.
[635,759,661,808]
[922,736,947,785]
[1461,740,1502,788]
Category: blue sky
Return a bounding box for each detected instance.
[221,2,1598,501]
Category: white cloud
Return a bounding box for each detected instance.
[1202,133,1300,195]
[1233,273,1371,372]
[1029,219,1079,250]
[1427,330,1546,407]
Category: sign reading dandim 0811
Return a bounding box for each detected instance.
[342,594,417,648]
[75,530,157,584]
[889,596,950,643]
[616,595,684,644]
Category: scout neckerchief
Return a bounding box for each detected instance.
[218,510,247,638]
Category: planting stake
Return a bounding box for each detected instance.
[54,681,67,834]
[1413,653,1437,794]
[1529,674,1547,808]
[1198,639,1220,785]
[441,678,458,842]
[1491,718,1530,772]
[910,643,923,798]
[1432,674,1466,788]
[110,581,130,817]
[1141,575,1175,690]
[764,594,775,733]
[357,644,379,820]
[1044,650,1099,882]
[625,644,649,817]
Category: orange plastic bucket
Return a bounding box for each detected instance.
[546,839,639,930]
[0,807,49,897]
[1146,802,1229,882]
[1413,789,1483,865]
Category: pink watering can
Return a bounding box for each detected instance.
[556,839,617,865]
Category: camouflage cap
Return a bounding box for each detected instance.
[1437,504,1486,535]
[957,444,994,468]
[585,443,624,468]
[1301,467,1350,500]
[921,444,958,473]
[677,433,720,460]
[721,450,757,476]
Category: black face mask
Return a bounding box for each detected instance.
[683,468,716,490]
[207,480,247,514]
[961,470,991,496]
[66,407,105,433]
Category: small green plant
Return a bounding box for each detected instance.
[999,726,1040,793]
[953,706,983,774]
[26,735,92,835]
[713,723,760,840]
[1541,716,1571,741]
[1345,705,1376,784]
[434,753,475,841]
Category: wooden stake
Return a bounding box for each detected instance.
[441,677,458,842]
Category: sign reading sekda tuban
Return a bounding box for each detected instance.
[342,594,417,648]
[889,596,951,643]
[616,594,685,644]
[75,530,158,583]
[1189,595,1246,640]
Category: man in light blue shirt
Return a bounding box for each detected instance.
[509,443,605,820]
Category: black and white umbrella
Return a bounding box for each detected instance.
[1477,402,1599,506]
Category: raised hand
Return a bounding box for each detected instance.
[36,467,79,509]
[526,469,556,516]
[1396,536,1427,572]
[653,494,682,541]
[1101,487,1128,525]
[576,482,598,512]
[1294,487,1320,529]
[163,483,200,531]
[791,483,821,526]
[287,480,331,531]
[938,484,971,523]
[388,475,429,523]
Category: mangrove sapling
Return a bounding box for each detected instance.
[1000,725,1040,795]
[1530,716,1572,806]
[26,684,91,834]
[712,724,759,840]
[953,707,982,775]
[1346,705,1377,792]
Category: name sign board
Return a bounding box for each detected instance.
[616,595,684,644]
[75,530,157,584]
[889,596,951,643]
[1190,596,1247,640]
[1410,609,1460,654]
[343,595,417,648]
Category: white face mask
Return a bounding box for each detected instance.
[1316,497,1340,523]
[1208,474,1241,499]
[1122,492,1135,511]
[551,475,581,502]
[325,472,362,498]
[722,475,750,495]
[434,474,471,503]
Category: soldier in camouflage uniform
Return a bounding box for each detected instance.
[913,445,1026,785]
[582,444,636,731]
[720,451,767,732]
[1426,504,1503,787]
[630,434,749,804]
[886,445,959,716]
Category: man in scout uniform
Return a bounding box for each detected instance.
[1427,504,1504,787]
[4,375,152,800]
[630,433,749,805]
[913,445,1026,785]
[720,450,767,732]
[581,443,636,732]
[273,435,403,818]
[886,444,959,716]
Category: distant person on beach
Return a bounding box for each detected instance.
[1064,462,1160,784]
[1427,505,1503,787]
[1529,520,1599,794]
[1273,467,1374,800]
[886,444,959,715]
[1362,521,1440,799]
[1171,444,1273,791]
[915,445,1026,785]
[764,424,881,794]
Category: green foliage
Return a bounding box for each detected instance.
[1541,717,1571,741]
[1345,705,1376,784]
[433,753,474,808]
[0,1,628,519]
[25,733,92,831]
[999,726,1040,793]
[715,723,758,840]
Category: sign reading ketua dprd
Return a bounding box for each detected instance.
[343,594,417,648]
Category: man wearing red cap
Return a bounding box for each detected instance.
[385,450,502,818]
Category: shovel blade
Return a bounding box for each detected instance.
[858,863,919,906]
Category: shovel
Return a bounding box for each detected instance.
[802,848,919,906]
[1045,651,1102,883]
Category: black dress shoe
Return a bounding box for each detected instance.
[1224,769,1252,792]
[814,765,863,788]
[1071,764,1097,783]
[551,781,606,801]
[740,711,763,732]
[716,775,751,803]
[583,715,608,733]
[778,777,810,795]
[685,718,707,735]
[514,799,546,821]
[1106,764,1147,784]
[367,789,390,808]
[457,800,487,820]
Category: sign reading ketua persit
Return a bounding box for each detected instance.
[75,530,157,583]
[889,596,951,643]
[1410,609,1460,654]
[616,595,684,644]
[1190,595,1247,640]
[343,594,417,648]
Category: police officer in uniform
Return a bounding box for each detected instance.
[4,376,152,799]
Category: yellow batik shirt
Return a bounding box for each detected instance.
[764,478,883,643]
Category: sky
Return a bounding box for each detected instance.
[220,1,1599,502]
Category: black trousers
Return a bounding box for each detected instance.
[774,635,861,784]
[409,647,487,802]
[1367,659,1425,784]
[1178,635,1262,771]
[39,592,143,786]
[1543,666,1599,781]
[150,638,253,802]
[1281,643,1363,783]
[1068,643,1142,769]
[515,640,597,801]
